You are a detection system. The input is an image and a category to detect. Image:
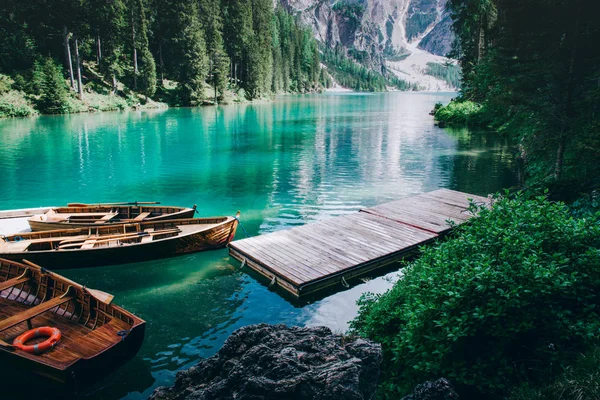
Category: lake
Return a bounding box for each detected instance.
[0,92,517,398]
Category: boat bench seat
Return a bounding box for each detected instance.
[0,293,74,333]
[80,240,97,249]
[140,228,154,243]
[6,241,30,252]
[95,212,119,223]
[133,212,151,221]
[0,275,30,292]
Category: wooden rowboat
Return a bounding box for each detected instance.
[0,258,145,387]
[27,202,197,231]
[0,214,240,269]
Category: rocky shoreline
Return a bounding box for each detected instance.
[151,324,382,400]
[151,323,461,400]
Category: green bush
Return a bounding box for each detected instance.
[0,90,38,117]
[0,74,13,94]
[350,193,600,397]
[434,100,482,124]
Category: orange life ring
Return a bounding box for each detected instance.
[13,326,61,354]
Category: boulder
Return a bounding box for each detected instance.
[151,323,383,400]
[401,378,460,400]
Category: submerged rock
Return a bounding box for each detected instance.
[401,378,460,400]
[150,323,382,400]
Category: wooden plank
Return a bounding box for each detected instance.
[234,240,316,284]
[0,275,30,291]
[133,212,151,221]
[238,233,330,278]
[0,295,74,332]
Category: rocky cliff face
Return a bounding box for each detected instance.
[279,0,457,90]
[279,0,453,58]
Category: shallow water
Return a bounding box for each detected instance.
[0,92,517,398]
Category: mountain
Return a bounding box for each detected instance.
[279,0,458,90]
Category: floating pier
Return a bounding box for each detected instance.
[229,189,490,298]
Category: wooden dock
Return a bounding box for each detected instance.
[229,189,490,298]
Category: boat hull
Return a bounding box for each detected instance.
[0,313,145,388]
[0,258,146,389]
[1,217,238,269]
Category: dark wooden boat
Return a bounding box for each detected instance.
[0,214,240,269]
[0,258,145,387]
[27,202,197,231]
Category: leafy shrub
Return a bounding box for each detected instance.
[0,74,13,94]
[0,90,37,117]
[82,91,129,112]
[350,193,600,398]
[434,100,482,124]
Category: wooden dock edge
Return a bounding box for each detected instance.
[229,246,301,297]
[230,238,435,298]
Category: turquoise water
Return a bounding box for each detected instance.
[0,93,517,398]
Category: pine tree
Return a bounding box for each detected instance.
[245,0,273,99]
[271,14,284,93]
[38,58,69,114]
[202,0,230,102]
[222,0,253,85]
[175,1,209,105]
[90,0,127,92]
[133,0,156,98]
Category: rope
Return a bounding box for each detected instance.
[234,216,251,238]
[341,276,349,288]
[116,330,130,342]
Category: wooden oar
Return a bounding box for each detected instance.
[66,201,161,207]
[20,260,115,304]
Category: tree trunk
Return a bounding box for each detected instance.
[74,37,84,99]
[555,4,581,180]
[555,135,566,179]
[112,74,118,94]
[477,21,484,62]
[132,9,138,90]
[63,25,75,90]
[96,35,102,64]
[158,41,165,84]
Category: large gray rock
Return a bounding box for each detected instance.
[151,324,383,400]
[401,378,460,400]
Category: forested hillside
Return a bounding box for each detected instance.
[0,0,331,116]
[436,0,600,198]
